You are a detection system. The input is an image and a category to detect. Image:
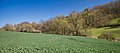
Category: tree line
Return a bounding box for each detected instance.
[0,0,120,36]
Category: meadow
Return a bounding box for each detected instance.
[88,18,120,38]
[0,31,120,53]
[89,27,120,38]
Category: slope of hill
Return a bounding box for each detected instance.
[0,31,120,53]
[110,18,120,25]
[89,27,120,38]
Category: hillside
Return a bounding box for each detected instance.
[89,27,120,38]
[0,31,120,53]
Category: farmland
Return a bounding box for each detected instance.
[0,31,120,53]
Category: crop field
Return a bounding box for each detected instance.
[0,31,120,53]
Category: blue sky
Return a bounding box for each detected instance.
[0,0,112,27]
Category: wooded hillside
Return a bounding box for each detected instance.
[0,0,120,40]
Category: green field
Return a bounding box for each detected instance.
[0,31,120,53]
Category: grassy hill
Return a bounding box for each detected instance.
[89,27,120,38]
[87,18,120,40]
[0,31,120,53]
[110,18,120,25]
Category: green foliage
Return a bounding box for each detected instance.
[0,31,120,53]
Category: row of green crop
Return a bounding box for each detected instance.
[0,31,120,53]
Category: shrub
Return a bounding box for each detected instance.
[3,24,15,31]
[98,32,115,41]
[81,34,87,37]
[0,28,5,31]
